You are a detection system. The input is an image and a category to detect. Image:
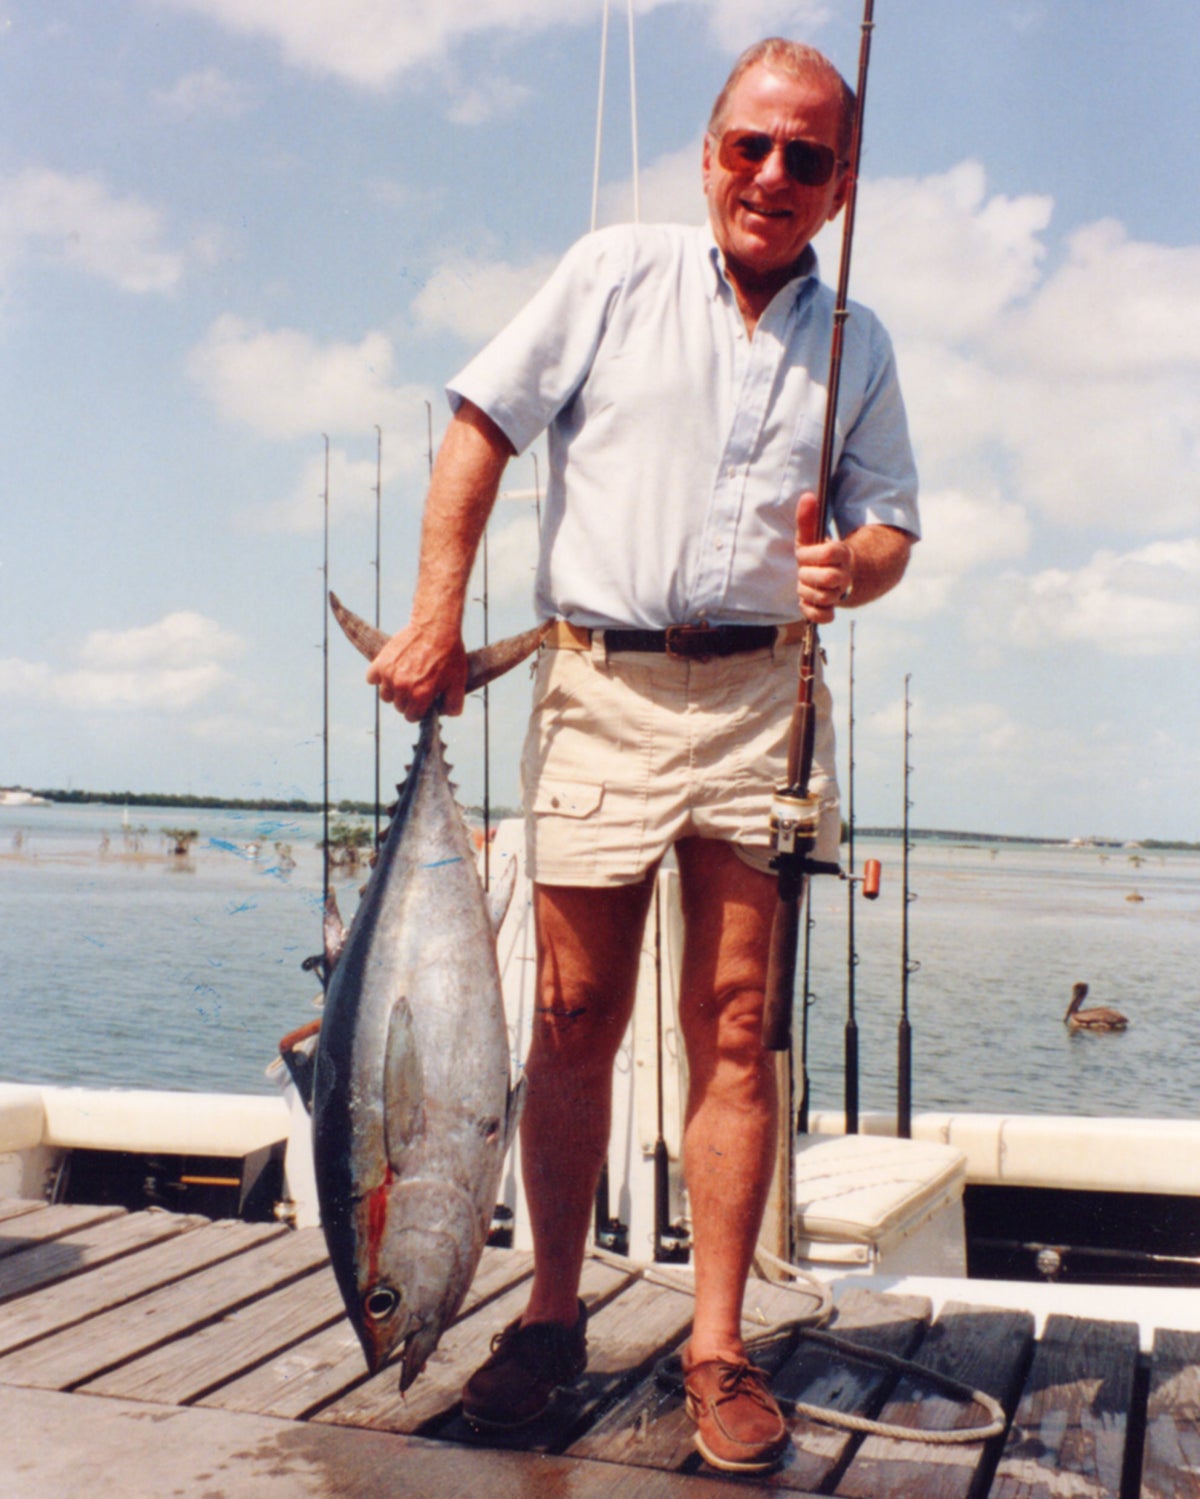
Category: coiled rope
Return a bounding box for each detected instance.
[597,1245,1007,1445]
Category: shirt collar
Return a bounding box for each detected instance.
[698,222,820,303]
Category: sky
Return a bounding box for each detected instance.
[0,0,1197,842]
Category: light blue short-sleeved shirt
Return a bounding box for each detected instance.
[449,222,918,630]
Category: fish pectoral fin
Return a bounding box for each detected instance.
[503,1074,527,1153]
[486,856,519,936]
[383,998,426,1164]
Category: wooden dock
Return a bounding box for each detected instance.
[2,1197,1199,1498]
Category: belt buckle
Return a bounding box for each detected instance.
[664,623,715,662]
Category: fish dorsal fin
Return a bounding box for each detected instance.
[383,997,425,1167]
[486,856,518,936]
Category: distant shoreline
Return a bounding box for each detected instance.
[11,789,1197,852]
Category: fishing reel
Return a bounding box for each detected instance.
[768,788,822,860]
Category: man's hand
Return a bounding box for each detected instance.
[794,492,854,624]
[367,625,469,722]
[794,492,915,622]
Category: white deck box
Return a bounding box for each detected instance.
[793,1133,968,1276]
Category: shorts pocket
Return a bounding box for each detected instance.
[530,780,605,818]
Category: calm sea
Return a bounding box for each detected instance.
[1,802,1197,1118]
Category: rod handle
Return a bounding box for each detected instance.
[762,892,800,1051]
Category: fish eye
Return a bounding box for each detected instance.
[363,1284,400,1322]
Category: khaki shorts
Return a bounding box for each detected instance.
[520,633,840,887]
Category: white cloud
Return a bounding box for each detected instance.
[598,138,707,228]
[483,509,541,603]
[848,162,1053,344]
[188,314,430,440]
[412,254,559,344]
[152,0,829,89]
[254,434,433,533]
[895,487,1032,619]
[0,168,184,292]
[994,220,1200,378]
[153,0,599,89]
[995,538,1200,657]
[825,164,1200,541]
[154,67,253,118]
[446,74,533,126]
[0,613,244,713]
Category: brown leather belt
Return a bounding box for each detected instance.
[545,619,805,662]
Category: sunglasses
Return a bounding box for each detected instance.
[715,130,840,188]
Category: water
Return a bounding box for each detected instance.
[2,804,1198,1117]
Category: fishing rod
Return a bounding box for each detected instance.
[898,674,918,1137]
[763,0,877,1051]
[373,426,382,849]
[321,435,331,916]
[840,622,882,1131]
[844,623,860,1130]
[653,877,670,1257]
[795,879,815,1135]
[651,875,691,1262]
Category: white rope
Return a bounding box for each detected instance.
[589,0,610,232]
[787,1325,1008,1444]
[589,0,641,229]
[626,0,641,223]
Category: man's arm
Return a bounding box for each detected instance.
[793,491,914,624]
[367,400,515,721]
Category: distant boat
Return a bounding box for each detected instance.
[0,788,47,807]
[1064,980,1129,1032]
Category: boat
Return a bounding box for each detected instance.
[4,817,1200,1497]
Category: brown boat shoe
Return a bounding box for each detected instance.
[683,1356,790,1473]
[461,1300,588,1430]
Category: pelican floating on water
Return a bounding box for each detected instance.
[1064,981,1129,1033]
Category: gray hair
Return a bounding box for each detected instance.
[708,39,855,160]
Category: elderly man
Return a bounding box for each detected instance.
[368,37,918,1474]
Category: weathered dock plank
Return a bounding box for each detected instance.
[0,1206,202,1303]
[833,1302,1033,1499]
[0,1212,249,1356]
[1141,1328,1200,1499]
[313,1253,636,1434]
[989,1313,1140,1499]
[0,1220,295,1388]
[202,1244,534,1421]
[773,1287,933,1493]
[0,1200,55,1227]
[0,1384,797,1499]
[79,1234,336,1403]
[0,1202,125,1260]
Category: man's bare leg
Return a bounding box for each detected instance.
[519,872,657,1327]
[674,837,779,1365]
